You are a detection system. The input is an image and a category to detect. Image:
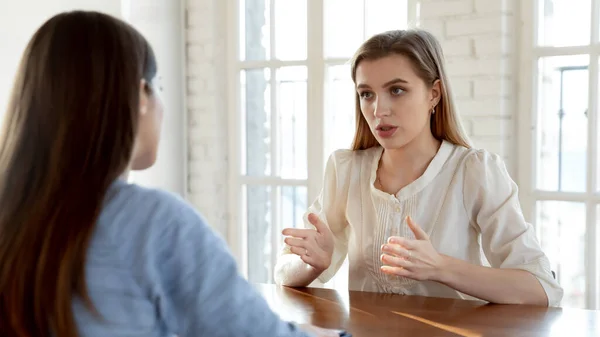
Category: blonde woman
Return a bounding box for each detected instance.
[274,29,563,307]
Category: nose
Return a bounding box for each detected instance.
[373,96,392,118]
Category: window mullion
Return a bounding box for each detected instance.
[587,0,599,310]
[517,0,537,224]
[306,0,325,204]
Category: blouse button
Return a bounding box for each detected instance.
[395,205,401,212]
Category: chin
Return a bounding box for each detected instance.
[131,152,157,170]
[376,137,410,150]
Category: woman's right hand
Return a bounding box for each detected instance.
[282,213,334,273]
[299,323,343,337]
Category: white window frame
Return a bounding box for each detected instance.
[518,0,599,309]
[226,1,418,283]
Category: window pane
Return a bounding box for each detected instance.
[279,186,307,229]
[536,55,588,192]
[246,185,272,283]
[537,0,591,46]
[274,0,307,60]
[536,201,586,308]
[325,64,356,157]
[324,0,364,58]
[240,0,270,61]
[277,66,307,179]
[242,68,271,176]
[365,0,408,38]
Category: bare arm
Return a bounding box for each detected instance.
[382,217,550,306]
[274,254,324,287]
[436,255,548,305]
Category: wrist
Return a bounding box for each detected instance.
[434,254,457,284]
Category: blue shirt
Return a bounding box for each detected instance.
[73,179,311,337]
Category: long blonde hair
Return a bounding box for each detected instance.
[350,29,471,150]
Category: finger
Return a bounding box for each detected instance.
[290,246,308,256]
[299,253,315,266]
[284,237,307,248]
[381,244,410,258]
[282,227,313,238]
[406,216,429,240]
[307,213,330,235]
[380,253,414,270]
[387,236,417,249]
[380,265,412,278]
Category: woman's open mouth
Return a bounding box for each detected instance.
[375,124,398,138]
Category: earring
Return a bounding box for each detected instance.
[431,106,436,114]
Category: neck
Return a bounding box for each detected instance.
[380,134,442,177]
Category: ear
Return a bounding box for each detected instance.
[430,79,442,108]
[139,79,149,116]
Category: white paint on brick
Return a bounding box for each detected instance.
[449,78,473,98]
[417,19,445,39]
[419,0,473,19]
[446,16,504,37]
[441,37,473,57]
[459,98,510,116]
[470,117,512,137]
[419,0,517,174]
[474,0,516,15]
[445,57,508,77]
[186,0,229,238]
[474,35,512,57]
[473,78,506,97]
[471,137,506,156]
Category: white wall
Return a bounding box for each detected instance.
[418,0,517,175]
[126,1,187,197]
[185,0,229,237]
[0,0,187,197]
[0,0,122,116]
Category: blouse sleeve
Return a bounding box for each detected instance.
[462,150,564,307]
[277,150,352,284]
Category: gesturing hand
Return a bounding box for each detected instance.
[380,216,444,282]
[282,213,334,273]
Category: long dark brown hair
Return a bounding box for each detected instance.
[0,11,157,337]
[350,29,471,150]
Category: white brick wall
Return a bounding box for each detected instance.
[186,0,229,237]
[185,0,520,236]
[419,0,517,174]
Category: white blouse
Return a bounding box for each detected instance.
[277,141,564,306]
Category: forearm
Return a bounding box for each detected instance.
[435,255,548,306]
[273,254,323,287]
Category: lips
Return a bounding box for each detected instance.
[375,124,398,138]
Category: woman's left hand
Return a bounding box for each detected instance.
[380,216,445,281]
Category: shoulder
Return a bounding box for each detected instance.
[326,146,381,172]
[461,148,509,178]
[451,147,514,191]
[99,180,211,244]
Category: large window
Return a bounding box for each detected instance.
[519,0,600,309]
[227,0,414,288]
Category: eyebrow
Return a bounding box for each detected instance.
[357,78,409,89]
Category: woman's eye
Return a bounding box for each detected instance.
[391,87,404,95]
[359,91,373,99]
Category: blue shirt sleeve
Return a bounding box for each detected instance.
[146,197,312,337]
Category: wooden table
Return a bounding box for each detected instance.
[257,283,600,337]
